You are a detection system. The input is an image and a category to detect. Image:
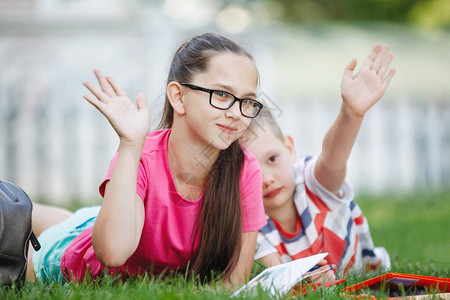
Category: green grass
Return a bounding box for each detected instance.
[2,192,449,299]
[358,191,450,272]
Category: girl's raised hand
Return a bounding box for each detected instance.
[341,44,396,118]
[83,69,151,145]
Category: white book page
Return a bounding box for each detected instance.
[232,252,328,297]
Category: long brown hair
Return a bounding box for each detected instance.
[157,33,256,282]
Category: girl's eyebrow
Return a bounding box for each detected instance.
[212,83,257,99]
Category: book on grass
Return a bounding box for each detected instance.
[342,273,450,298]
[232,252,329,297]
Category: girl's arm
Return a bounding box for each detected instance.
[94,158,146,267]
[83,70,151,266]
[258,252,284,268]
[223,230,258,290]
[315,44,395,195]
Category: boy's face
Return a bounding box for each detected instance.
[245,126,297,213]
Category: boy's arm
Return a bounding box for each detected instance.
[315,44,395,195]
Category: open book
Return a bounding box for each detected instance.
[232,252,328,297]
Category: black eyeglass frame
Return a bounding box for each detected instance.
[180,83,263,118]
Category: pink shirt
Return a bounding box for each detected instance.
[61,129,266,281]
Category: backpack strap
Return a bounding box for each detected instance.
[30,232,41,251]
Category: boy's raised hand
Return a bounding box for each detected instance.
[83,69,151,145]
[341,44,395,118]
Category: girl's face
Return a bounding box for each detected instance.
[182,52,258,150]
[246,127,297,213]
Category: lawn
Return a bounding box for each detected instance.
[358,191,450,273]
[1,192,449,299]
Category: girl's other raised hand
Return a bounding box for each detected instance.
[83,69,151,145]
[341,44,396,118]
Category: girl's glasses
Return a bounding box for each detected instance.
[180,83,263,118]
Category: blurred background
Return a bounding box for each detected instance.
[0,0,449,204]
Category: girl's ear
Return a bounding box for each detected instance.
[166,81,186,115]
[284,135,297,163]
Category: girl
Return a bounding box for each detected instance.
[27,33,267,289]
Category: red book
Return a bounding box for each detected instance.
[342,273,450,297]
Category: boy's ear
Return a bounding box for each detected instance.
[166,81,186,115]
[284,135,297,163]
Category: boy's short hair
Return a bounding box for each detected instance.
[242,107,284,145]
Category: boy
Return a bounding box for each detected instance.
[242,44,394,275]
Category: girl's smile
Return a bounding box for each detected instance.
[216,123,238,135]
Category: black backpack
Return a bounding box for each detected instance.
[0,179,41,286]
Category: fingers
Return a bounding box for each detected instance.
[93,69,117,97]
[377,53,394,78]
[362,44,395,85]
[83,81,110,103]
[322,270,336,282]
[106,76,127,97]
[383,69,396,89]
[343,58,357,80]
[306,264,337,282]
[82,94,104,112]
[136,92,148,111]
[371,44,389,73]
[84,70,128,101]
[317,259,328,266]
[309,269,334,283]
[362,44,382,69]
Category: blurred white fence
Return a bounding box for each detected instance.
[1,94,449,203]
[280,100,450,194]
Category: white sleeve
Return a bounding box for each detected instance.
[254,232,278,260]
[302,156,355,207]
